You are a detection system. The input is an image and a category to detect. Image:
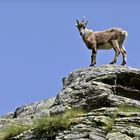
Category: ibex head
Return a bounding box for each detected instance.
[75,17,88,36]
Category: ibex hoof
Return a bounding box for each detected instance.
[121,61,126,66]
[110,61,115,64]
[90,64,95,67]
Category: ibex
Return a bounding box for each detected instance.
[76,18,128,66]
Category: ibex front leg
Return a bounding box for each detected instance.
[110,40,120,64]
[90,49,97,66]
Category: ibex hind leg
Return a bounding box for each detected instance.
[110,40,120,64]
[121,45,127,65]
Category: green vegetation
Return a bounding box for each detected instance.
[0,123,31,140]
[1,105,140,139]
[34,114,69,138]
[63,108,86,119]
[35,108,85,131]
[34,108,85,138]
[118,104,140,112]
[0,108,85,140]
[104,105,140,134]
[92,115,117,134]
[105,117,116,134]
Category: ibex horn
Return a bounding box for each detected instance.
[76,19,79,24]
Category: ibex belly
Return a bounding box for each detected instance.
[97,42,112,50]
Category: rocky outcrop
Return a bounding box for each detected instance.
[0,98,55,133]
[1,65,140,140]
[13,97,55,118]
[51,65,140,114]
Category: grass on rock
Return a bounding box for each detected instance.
[118,104,140,112]
[34,108,85,138]
[0,123,31,140]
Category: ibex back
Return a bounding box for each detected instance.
[76,18,128,66]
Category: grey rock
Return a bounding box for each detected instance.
[63,132,89,139]
[106,132,133,140]
[13,97,55,118]
[112,116,140,137]
[89,132,105,140]
[51,65,140,114]
[1,65,140,140]
[133,137,140,140]
[1,112,14,119]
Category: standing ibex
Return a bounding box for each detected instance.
[76,18,128,66]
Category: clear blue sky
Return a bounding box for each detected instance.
[0,0,140,115]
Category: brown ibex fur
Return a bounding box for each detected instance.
[76,18,128,66]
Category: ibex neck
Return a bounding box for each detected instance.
[81,28,93,38]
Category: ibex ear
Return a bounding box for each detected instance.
[82,16,88,25]
[82,16,86,22]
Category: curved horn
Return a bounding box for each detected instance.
[75,19,79,27]
[76,19,79,24]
